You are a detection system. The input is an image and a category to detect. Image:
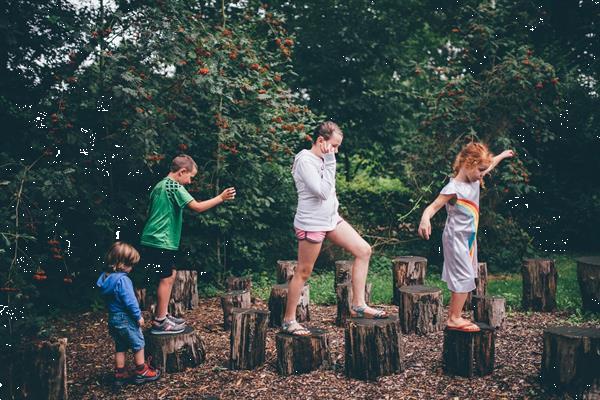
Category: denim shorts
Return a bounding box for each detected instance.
[139,245,179,280]
[108,312,145,353]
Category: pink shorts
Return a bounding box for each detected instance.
[294,218,344,243]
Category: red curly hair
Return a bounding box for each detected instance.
[453,142,494,181]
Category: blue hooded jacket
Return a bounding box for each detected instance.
[96,272,142,321]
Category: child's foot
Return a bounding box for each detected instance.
[281,320,311,336]
[350,304,389,319]
[133,363,161,385]
[150,317,185,335]
[446,318,480,332]
[155,314,186,325]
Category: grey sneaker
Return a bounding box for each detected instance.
[166,314,186,325]
[150,318,185,335]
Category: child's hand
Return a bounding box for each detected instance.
[418,218,432,240]
[220,187,236,201]
[500,150,515,159]
[320,141,334,154]
[138,317,145,327]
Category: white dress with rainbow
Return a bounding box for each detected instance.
[440,178,480,293]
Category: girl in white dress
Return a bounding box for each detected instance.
[418,142,513,332]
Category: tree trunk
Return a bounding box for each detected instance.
[335,282,373,327]
[522,258,558,312]
[443,323,495,377]
[18,338,69,400]
[144,326,206,373]
[577,256,600,312]
[472,295,506,329]
[398,285,443,335]
[268,283,310,327]
[464,262,488,311]
[541,326,600,398]
[276,328,332,375]
[229,308,270,370]
[345,316,404,381]
[276,260,297,284]
[220,290,252,330]
[391,256,427,305]
[334,260,353,290]
[226,275,252,292]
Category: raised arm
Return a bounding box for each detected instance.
[483,150,514,176]
[418,194,455,240]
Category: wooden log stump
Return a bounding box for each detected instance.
[345,316,404,381]
[144,326,205,373]
[464,262,489,311]
[226,275,252,292]
[134,288,155,312]
[334,260,353,289]
[150,270,199,317]
[442,323,495,377]
[18,338,69,400]
[268,283,310,327]
[335,282,373,327]
[472,295,506,329]
[229,308,270,370]
[276,260,297,284]
[276,328,332,376]
[398,285,443,335]
[541,326,600,397]
[391,256,427,305]
[522,258,558,312]
[577,256,600,312]
[220,290,252,330]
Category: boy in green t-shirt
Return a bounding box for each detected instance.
[140,154,235,334]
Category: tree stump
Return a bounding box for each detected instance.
[464,262,489,311]
[472,295,506,329]
[144,325,206,373]
[226,275,252,292]
[150,270,199,317]
[345,316,404,381]
[268,283,310,327]
[334,260,353,289]
[577,256,600,312]
[220,290,252,330]
[276,260,297,284]
[229,308,270,370]
[442,323,495,377]
[391,256,427,305]
[541,326,600,397]
[335,282,373,327]
[398,285,443,335]
[134,288,155,312]
[17,338,69,400]
[522,258,558,312]
[275,328,332,376]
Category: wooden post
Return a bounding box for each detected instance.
[576,256,600,312]
[268,283,310,327]
[276,260,297,284]
[391,256,427,305]
[464,262,488,311]
[168,270,199,316]
[275,328,332,375]
[345,316,404,381]
[220,290,252,330]
[19,338,69,400]
[541,326,600,397]
[335,282,373,327]
[522,258,558,311]
[334,260,353,289]
[144,326,206,373]
[442,323,495,377]
[229,308,270,370]
[398,285,443,335]
[226,275,252,292]
[472,295,506,329]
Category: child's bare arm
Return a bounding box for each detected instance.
[418,194,454,240]
[187,187,236,213]
[483,150,514,176]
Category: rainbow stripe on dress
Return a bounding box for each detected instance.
[455,198,479,258]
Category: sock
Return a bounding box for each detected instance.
[154,316,166,322]
[116,367,126,374]
[135,363,145,371]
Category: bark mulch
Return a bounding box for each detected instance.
[52,298,595,399]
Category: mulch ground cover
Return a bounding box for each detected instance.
[54,298,596,399]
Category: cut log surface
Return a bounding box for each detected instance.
[443,323,496,377]
[472,295,506,329]
[144,325,206,373]
[345,316,404,381]
[522,258,558,312]
[275,328,332,376]
[229,308,270,370]
[226,276,252,292]
[398,285,443,335]
[268,283,310,327]
[335,282,373,327]
[276,260,297,284]
[220,290,252,330]
[577,256,600,312]
[391,256,427,305]
[541,326,600,397]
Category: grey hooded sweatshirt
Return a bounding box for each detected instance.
[291,149,340,231]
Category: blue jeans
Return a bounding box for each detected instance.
[108,312,145,352]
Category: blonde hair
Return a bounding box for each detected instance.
[313,121,343,141]
[453,142,494,181]
[170,154,197,173]
[105,241,140,272]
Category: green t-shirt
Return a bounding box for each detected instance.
[140,177,194,250]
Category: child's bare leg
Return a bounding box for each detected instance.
[115,352,126,369]
[133,349,145,366]
[447,291,470,326]
[283,240,321,323]
[155,270,176,319]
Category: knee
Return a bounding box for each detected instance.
[294,265,313,281]
[355,243,372,260]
